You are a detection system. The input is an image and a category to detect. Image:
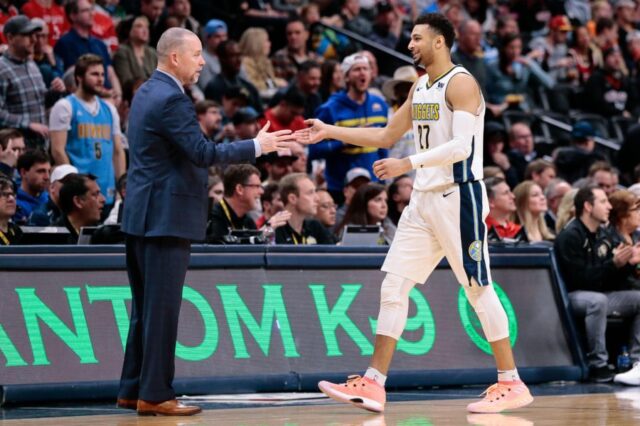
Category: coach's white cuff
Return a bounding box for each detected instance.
[253,139,262,157]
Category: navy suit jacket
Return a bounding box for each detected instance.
[122,70,255,241]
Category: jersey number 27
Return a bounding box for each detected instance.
[417,124,430,150]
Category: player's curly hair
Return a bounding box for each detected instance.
[414,13,456,49]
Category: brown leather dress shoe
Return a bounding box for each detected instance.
[116,398,138,410]
[137,399,202,416]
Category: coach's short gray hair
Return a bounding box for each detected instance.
[157,28,196,61]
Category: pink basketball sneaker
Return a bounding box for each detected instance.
[467,381,533,413]
[318,375,386,413]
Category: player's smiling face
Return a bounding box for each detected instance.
[409,24,438,67]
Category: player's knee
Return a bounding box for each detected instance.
[465,284,499,311]
[464,284,509,342]
[463,284,484,311]
[380,273,414,309]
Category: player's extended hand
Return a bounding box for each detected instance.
[294,119,328,145]
[256,121,296,154]
[373,157,412,180]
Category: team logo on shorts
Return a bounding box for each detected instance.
[468,240,482,261]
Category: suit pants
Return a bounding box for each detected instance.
[118,234,191,402]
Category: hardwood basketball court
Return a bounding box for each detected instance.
[2,384,640,425]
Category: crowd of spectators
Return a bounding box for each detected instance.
[0,0,638,247]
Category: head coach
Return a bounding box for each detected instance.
[116,27,294,416]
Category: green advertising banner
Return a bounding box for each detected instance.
[0,265,574,386]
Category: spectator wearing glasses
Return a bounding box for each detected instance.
[54,0,122,95]
[315,188,338,240]
[207,164,291,243]
[606,189,640,291]
[206,164,261,243]
[0,176,21,245]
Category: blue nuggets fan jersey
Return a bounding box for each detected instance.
[67,95,116,204]
[411,66,485,191]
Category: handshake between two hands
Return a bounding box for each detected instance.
[255,120,411,180]
[254,119,325,154]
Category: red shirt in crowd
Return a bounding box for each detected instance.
[0,3,18,45]
[21,0,69,46]
[91,7,118,53]
[485,216,522,239]
[259,108,307,133]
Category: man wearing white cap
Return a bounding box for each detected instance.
[29,163,78,226]
[308,52,388,205]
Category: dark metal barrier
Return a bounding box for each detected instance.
[0,245,585,404]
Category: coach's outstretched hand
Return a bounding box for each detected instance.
[373,157,412,180]
[294,119,328,145]
[256,121,297,154]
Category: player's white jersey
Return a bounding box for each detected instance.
[411,66,485,191]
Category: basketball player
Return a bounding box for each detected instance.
[295,13,533,414]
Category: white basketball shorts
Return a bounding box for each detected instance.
[382,180,492,286]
